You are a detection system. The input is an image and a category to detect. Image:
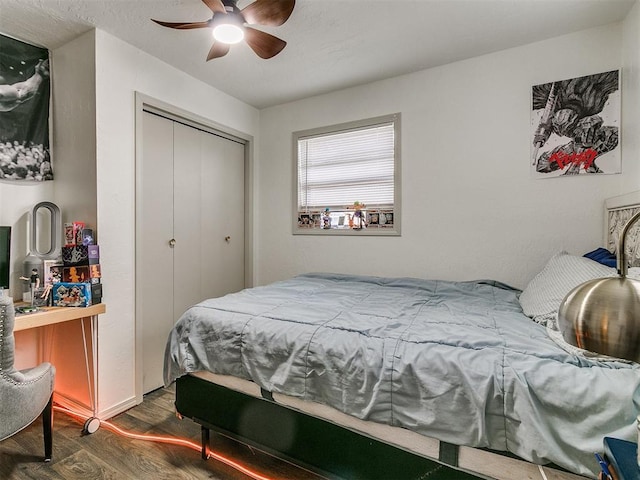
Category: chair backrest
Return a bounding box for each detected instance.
[0,296,16,377]
[0,294,55,455]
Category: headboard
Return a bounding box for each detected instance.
[605,191,640,267]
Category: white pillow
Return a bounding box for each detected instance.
[627,267,640,280]
[519,251,616,329]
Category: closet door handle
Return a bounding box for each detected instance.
[169,239,176,248]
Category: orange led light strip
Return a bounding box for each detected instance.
[53,405,275,480]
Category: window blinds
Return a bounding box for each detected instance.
[297,122,395,210]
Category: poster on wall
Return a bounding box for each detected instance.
[530,70,620,178]
[0,32,52,181]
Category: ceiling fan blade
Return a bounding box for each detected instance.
[241,0,295,26]
[207,42,230,61]
[244,27,286,59]
[152,19,210,30]
[201,0,226,14]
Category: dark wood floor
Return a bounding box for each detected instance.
[0,384,328,480]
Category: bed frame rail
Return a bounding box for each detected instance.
[175,374,486,480]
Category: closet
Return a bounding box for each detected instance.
[137,109,246,394]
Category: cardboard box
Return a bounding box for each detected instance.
[91,283,102,304]
[81,228,95,246]
[64,222,85,246]
[87,245,100,264]
[63,266,90,283]
[51,282,92,307]
[62,244,99,266]
[89,264,101,284]
[32,286,51,307]
[62,245,88,266]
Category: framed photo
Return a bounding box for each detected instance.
[380,211,394,226]
[531,70,620,178]
[43,260,63,286]
[298,213,312,227]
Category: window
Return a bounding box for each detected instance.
[293,114,400,235]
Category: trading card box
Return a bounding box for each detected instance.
[51,282,92,307]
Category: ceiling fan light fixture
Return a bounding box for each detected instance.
[212,22,244,44]
[152,0,295,60]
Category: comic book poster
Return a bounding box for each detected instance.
[0,32,52,181]
[530,70,620,178]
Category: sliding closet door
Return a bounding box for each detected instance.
[172,123,205,319]
[172,123,245,316]
[198,130,245,298]
[139,111,246,394]
[140,112,175,394]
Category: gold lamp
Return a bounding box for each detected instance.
[558,211,640,362]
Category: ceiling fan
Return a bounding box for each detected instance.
[151,0,295,61]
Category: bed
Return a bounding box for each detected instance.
[164,192,640,480]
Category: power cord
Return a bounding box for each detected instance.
[53,404,275,480]
[538,464,549,480]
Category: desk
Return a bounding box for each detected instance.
[14,303,105,332]
[15,303,106,433]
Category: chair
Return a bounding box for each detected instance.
[0,296,55,461]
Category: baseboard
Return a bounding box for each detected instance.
[54,392,138,421]
[97,395,138,420]
[53,392,93,418]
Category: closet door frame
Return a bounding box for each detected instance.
[134,92,254,404]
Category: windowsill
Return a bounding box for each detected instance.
[293,227,400,236]
[295,208,398,236]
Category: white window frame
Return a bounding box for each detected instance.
[292,113,401,236]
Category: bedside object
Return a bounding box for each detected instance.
[558,210,640,362]
[604,437,640,480]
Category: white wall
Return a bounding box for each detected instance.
[622,1,640,197]
[51,31,97,228]
[257,23,637,290]
[91,30,259,417]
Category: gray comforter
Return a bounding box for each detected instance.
[164,272,640,477]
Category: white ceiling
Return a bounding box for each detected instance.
[0,0,636,109]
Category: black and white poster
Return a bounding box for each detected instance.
[530,70,620,178]
[0,32,52,181]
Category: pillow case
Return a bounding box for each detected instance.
[583,247,616,268]
[519,251,616,329]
